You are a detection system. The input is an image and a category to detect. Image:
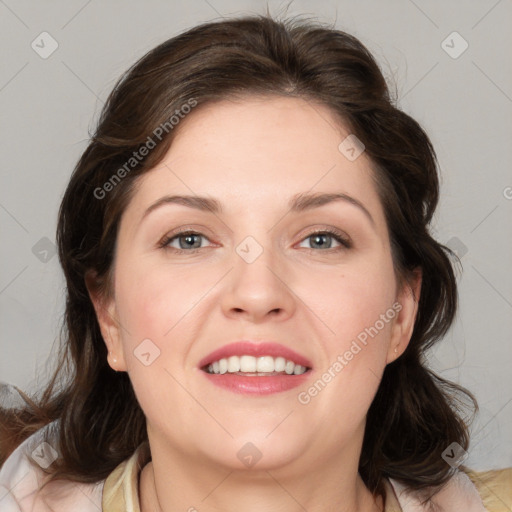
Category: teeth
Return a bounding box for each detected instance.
[240,355,257,372]
[274,356,286,372]
[293,364,306,375]
[284,360,295,375]
[218,358,228,374]
[206,355,308,375]
[227,355,240,372]
[257,356,274,372]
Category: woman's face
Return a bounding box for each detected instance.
[91,96,420,473]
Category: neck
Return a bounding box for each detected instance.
[139,431,383,512]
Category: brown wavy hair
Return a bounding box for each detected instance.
[0,13,477,505]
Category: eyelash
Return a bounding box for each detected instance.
[158,228,352,254]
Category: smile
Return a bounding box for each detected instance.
[198,341,313,395]
[203,355,309,375]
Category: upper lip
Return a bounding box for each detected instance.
[198,341,313,369]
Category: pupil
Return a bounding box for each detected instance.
[312,234,330,249]
[181,234,200,249]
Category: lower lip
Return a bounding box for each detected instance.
[201,371,311,395]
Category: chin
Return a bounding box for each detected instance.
[201,430,310,472]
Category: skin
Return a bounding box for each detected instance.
[87,96,421,512]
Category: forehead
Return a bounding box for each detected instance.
[124,96,386,228]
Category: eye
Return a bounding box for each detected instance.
[297,229,352,251]
[159,231,212,252]
[158,228,352,254]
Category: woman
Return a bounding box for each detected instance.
[0,14,510,512]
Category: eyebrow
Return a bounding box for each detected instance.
[289,192,375,226]
[141,192,375,227]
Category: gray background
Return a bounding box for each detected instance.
[1,0,511,471]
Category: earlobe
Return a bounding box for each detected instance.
[108,349,121,372]
[84,270,127,372]
[387,268,422,363]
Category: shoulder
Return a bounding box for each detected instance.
[0,420,104,512]
[464,467,512,511]
[102,441,151,511]
[389,467,512,512]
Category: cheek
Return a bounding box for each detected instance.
[301,253,397,348]
[296,258,396,412]
[117,253,204,324]
[114,257,205,364]
[113,260,203,424]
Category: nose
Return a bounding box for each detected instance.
[220,240,297,324]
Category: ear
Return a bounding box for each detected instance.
[85,269,127,372]
[386,267,422,364]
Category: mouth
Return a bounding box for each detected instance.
[198,341,313,395]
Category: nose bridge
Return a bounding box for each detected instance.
[219,231,296,320]
[233,232,282,292]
